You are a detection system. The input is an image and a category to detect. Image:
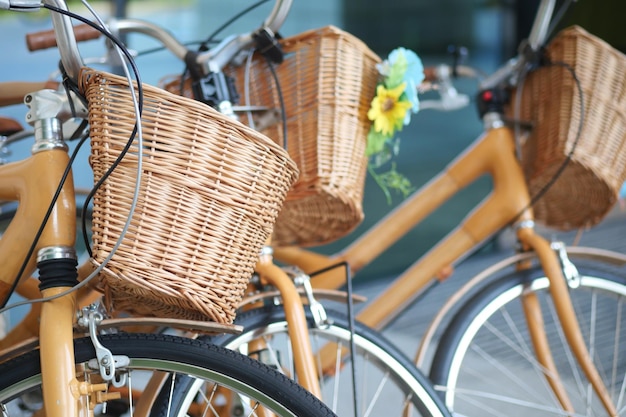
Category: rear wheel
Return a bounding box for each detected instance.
[430,261,626,416]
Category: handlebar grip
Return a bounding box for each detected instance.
[0,81,60,107]
[423,66,439,83]
[26,23,101,52]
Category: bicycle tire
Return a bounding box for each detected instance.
[429,260,626,417]
[210,305,451,417]
[0,333,337,417]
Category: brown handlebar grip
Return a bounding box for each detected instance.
[26,23,101,52]
[423,66,438,83]
[0,81,60,107]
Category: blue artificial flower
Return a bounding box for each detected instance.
[388,47,425,118]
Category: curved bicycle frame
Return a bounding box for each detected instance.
[272,123,619,415]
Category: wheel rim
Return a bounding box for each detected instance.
[223,318,445,416]
[440,275,626,417]
[0,357,300,417]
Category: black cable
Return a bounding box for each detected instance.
[42,4,147,259]
[343,261,359,417]
[309,261,359,417]
[43,4,143,101]
[135,40,217,57]
[0,130,89,308]
[1,4,146,307]
[177,0,271,94]
[529,61,584,204]
[200,0,271,51]
[510,59,584,223]
[264,56,288,151]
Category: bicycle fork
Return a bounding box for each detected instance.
[254,247,324,399]
[516,224,618,416]
[22,87,112,417]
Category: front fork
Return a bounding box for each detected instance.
[517,223,617,416]
[23,87,110,417]
[254,247,325,399]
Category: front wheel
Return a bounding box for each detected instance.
[429,261,626,417]
[212,305,451,417]
[0,333,337,417]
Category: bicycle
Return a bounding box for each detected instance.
[184,1,625,416]
[11,2,459,417]
[10,1,626,416]
[0,1,342,416]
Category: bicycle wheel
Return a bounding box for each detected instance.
[210,305,451,417]
[430,260,626,417]
[0,333,337,417]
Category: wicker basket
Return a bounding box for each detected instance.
[80,68,298,323]
[164,26,381,246]
[507,25,626,230]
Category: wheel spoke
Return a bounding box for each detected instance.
[431,265,626,416]
[215,306,449,417]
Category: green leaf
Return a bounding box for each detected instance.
[366,129,389,156]
[368,164,414,205]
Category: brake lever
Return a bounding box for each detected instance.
[420,64,471,112]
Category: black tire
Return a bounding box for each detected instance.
[210,305,451,417]
[429,261,626,417]
[0,333,337,417]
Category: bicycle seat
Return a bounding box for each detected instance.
[0,116,23,136]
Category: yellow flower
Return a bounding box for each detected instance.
[367,82,412,137]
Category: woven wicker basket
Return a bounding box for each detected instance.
[507,25,626,230]
[164,26,381,246]
[80,68,298,323]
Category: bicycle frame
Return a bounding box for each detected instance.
[272,122,619,415]
[0,88,83,416]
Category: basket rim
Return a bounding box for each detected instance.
[78,67,297,157]
[277,25,381,62]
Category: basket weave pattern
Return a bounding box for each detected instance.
[219,26,380,246]
[80,68,298,323]
[229,26,381,246]
[510,26,626,230]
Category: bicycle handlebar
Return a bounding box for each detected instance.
[13,0,557,116]
[20,0,555,90]
[26,23,101,52]
[16,0,293,84]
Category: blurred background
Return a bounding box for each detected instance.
[0,0,623,284]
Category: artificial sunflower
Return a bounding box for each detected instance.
[367,82,413,137]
